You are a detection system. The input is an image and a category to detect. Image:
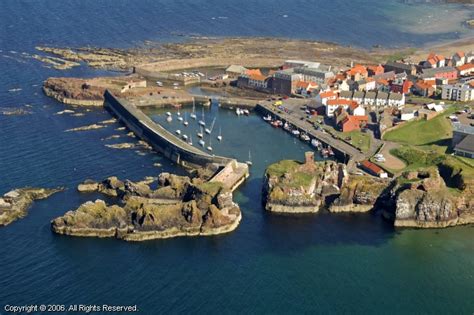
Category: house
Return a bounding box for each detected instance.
[360,160,388,178]
[296,81,318,96]
[363,91,377,106]
[225,65,248,77]
[421,67,458,80]
[315,90,338,105]
[338,79,351,91]
[375,78,391,92]
[346,65,368,81]
[441,83,474,101]
[352,104,366,116]
[457,63,474,77]
[339,90,353,100]
[423,53,446,68]
[375,91,389,107]
[387,93,405,108]
[400,108,416,121]
[413,80,436,97]
[384,62,417,75]
[451,52,466,67]
[352,91,365,104]
[467,52,474,63]
[418,108,438,120]
[355,77,376,91]
[390,78,413,94]
[339,115,368,132]
[326,98,356,117]
[367,64,385,76]
[454,134,474,159]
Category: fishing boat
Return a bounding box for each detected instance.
[271,120,282,128]
[197,125,204,138]
[246,150,252,166]
[283,122,291,131]
[198,107,206,126]
[199,139,205,147]
[182,134,188,141]
[292,129,300,136]
[217,127,222,141]
[263,114,272,122]
[166,116,172,122]
[236,108,242,116]
[328,146,335,156]
[321,148,329,158]
[311,139,320,148]
[183,112,188,126]
[176,129,181,135]
[205,117,216,134]
[300,133,310,142]
[190,98,197,119]
[243,109,250,116]
[206,137,213,151]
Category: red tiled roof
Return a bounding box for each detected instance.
[327,98,354,106]
[457,63,474,71]
[319,90,337,99]
[361,160,383,175]
[246,69,263,77]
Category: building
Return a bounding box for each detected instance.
[384,62,417,75]
[400,108,416,121]
[339,115,368,132]
[413,80,436,97]
[387,93,405,108]
[283,60,320,69]
[421,67,458,80]
[225,65,248,77]
[441,83,474,101]
[451,52,466,67]
[355,77,376,91]
[360,160,388,178]
[452,123,474,148]
[295,81,318,96]
[457,63,474,77]
[326,98,356,117]
[352,104,366,116]
[375,91,389,107]
[390,78,413,94]
[346,65,368,81]
[272,69,303,95]
[363,91,377,106]
[367,64,385,76]
[454,134,474,158]
[315,90,338,105]
[423,53,446,68]
[294,65,335,85]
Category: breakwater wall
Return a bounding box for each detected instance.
[104,90,230,168]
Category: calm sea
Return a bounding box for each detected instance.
[0,0,473,314]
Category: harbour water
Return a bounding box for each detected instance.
[0,1,473,314]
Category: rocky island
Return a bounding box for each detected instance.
[51,173,241,241]
[264,153,474,228]
[0,187,63,226]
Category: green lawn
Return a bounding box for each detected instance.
[266,160,300,177]
[383,106,457,147]
[340,131,371,153]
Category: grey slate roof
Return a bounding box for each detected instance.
[455,134,474,153]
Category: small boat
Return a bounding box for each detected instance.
[190,98,197,119]
[166,112,172,116]
[197,126,204,138]
[166,116,172,122]
[207,138,213,151]
[205,117,216,134]
[183,112,188,126]
[236,108,242,116]
[311,139,320,148]
[199,139,205,147]
[321,148,329,158]
[177,109,181,116]
[246,150,253,166]
[176,129,181,135]
[188,135,193,146]
[328,146,335,156]
[283,122,291,131]
[217,127,222,141]
[263,114,272,122]
[300,133,310,142]
[292,129,300,136]
[177,115,183,122]
[243,109,250,116]
[198,107,206,126]
[182,134,188,141]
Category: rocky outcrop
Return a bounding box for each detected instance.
[385,168,474,228]
[329,176,388,213]
[0,187,64,226]
[53,174,241,240]
[263,157,346,213]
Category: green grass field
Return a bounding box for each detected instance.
[383,106,457,148]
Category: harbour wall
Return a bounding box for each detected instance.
[103,90,231,168]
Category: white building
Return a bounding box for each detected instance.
[400,109,416,121]
[442,83,474,102]
[387,93,405,108]
[352,105,366,116]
